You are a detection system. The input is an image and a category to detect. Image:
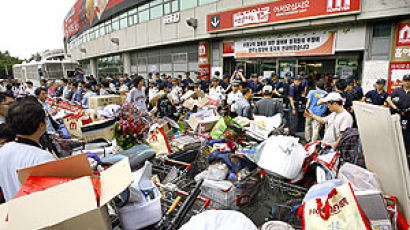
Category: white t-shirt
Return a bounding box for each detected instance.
[227,91,243,112]
[0,142,55,201]
[119,84,129,92]
[209,86,225,102]
[149,88,158,101]
[127,87,147,112]
[25,87,35,96]
[322,110,353,146]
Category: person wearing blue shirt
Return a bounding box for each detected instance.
[305,81,328,142]
[201,74,211,93]
[72,82,85,102]
[362,79,388,106]
[220,75,230,90]
[182,72,193,86]
[353,76,364,99]
[247,74,263,96]
[75,66,85,82]
[82,83,97,109]
[166,75,173,89]
[236,87,254,119]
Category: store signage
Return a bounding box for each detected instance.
[198,42,211,78]
[223,42,235,56]
[164,13,180,24]
[234,31,336,58]
[388,20,410,93]
[207,0,361,33]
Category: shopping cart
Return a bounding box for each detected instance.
[155,179,211,230]
[151,157,196,190]
[200,169,263,210]
[260,170,308,230]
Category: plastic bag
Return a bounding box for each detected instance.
[210,117,228,139]
[337,163,381,193]
[146,127,171,155]
[254,135,306,180]
[180,210,257,230]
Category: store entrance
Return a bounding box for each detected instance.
[298,59,336,80]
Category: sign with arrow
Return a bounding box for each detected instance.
[210,15,220,29]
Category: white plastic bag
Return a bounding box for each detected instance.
[255,135,306,179]
[179,210,257,230]
[337,163,382,192]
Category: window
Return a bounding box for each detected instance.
[139,10,149,22]
[120,13,128,29]
[128,9,137,25]
[150,0,163,6]
[199,0,217,5]
[150,5,163,19]
[172,53,188,64]
[99,24,106,36]
[180,0,197,10]
[373,23,391,37]
[112,18,120,31]
[164,3,171,15]
[133,14,139,24]
[171,0,179,12]
[138,3,149,11]
[105,21,112,34]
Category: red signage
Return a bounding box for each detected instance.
[207,0,361,33]
[198,42,211,79]
[396,22,410,47]
[388,61,410,93]
[223,42,235,56]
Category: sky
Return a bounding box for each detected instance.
[0,0,77,60]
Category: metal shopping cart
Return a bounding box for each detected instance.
[260,170,308,230]
[151,157,196,190]
[155,179,211,230]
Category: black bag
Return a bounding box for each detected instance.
[158,94,176,119]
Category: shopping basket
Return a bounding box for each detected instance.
[200,169,263,210]
[261,169,308,230]
[151,157,195,190]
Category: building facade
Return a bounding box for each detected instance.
[64,0,410,92]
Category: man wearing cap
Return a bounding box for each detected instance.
[119,78,129,92]
[148,79,158,101]
[265,73,282,97]
[170,77,183,105]
[230,69,247,87]
[352,76,363,99]
[183,72,193,86]
[305,81,328,142]
[387,74,410,155]
[362,79,388,106]
[227,80,243,117]
[288,75,304,135]
[253,85,283,118]
[344,78,360,113]
[209,76,224,104]
[201,73,211,93]
[306,92,353,149]
[236,87,254,119]
[247,74,263,96]
[220,75,230,90]
[193,79,203,93]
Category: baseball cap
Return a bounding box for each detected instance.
[322,92,343,102]
[293,75,302,81]
[231,80,241,86]
[149,79,156,84]
[346,78,354,85]
[376,79,386,85]
[211,76,219,81]
[403,74,410,81]
[263,85,273,94]
[194,79,201,84]
[251,73,258,78]
[332,75,340,80]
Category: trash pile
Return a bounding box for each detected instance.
[1,93,409,230]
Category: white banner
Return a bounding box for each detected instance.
[235,31,336,58]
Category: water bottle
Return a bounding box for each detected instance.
[59,124,70,139]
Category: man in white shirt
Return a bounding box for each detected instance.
[119,78,129,92]
[0,93,14,124]
[148,79,158,101]
[170,77,182,105]
[227,80,242,116]
[25,81,36,96]
[0,100,55,201]
[306,92,353,149]
[209,76,225,106]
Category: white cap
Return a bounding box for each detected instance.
[322,92,343,102]
[263,85,273,94]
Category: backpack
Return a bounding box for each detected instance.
[336,128,365,168]
[158,94,176,119]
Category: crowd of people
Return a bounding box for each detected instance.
[0,66,409,203]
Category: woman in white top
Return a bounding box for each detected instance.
[208,76,225,105]
[126,76,147,113]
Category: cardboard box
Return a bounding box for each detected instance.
[183,97,209,110]
[188,109,220,132]
[181,90,205,101]
[89,95,121,111]
[4,154,133,230]
[81,119,115,143]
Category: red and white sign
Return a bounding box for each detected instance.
[198,42,210,78]
[396,22,410,47]
[388,61,410,93]
[207,0,361,33]
[234,31,336,58]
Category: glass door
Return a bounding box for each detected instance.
[279,60,297,78]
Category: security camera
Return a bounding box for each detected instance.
[186,18,198,28]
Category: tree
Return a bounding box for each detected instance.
[0,50,22,79]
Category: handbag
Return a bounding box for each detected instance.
[301,183,372,230]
